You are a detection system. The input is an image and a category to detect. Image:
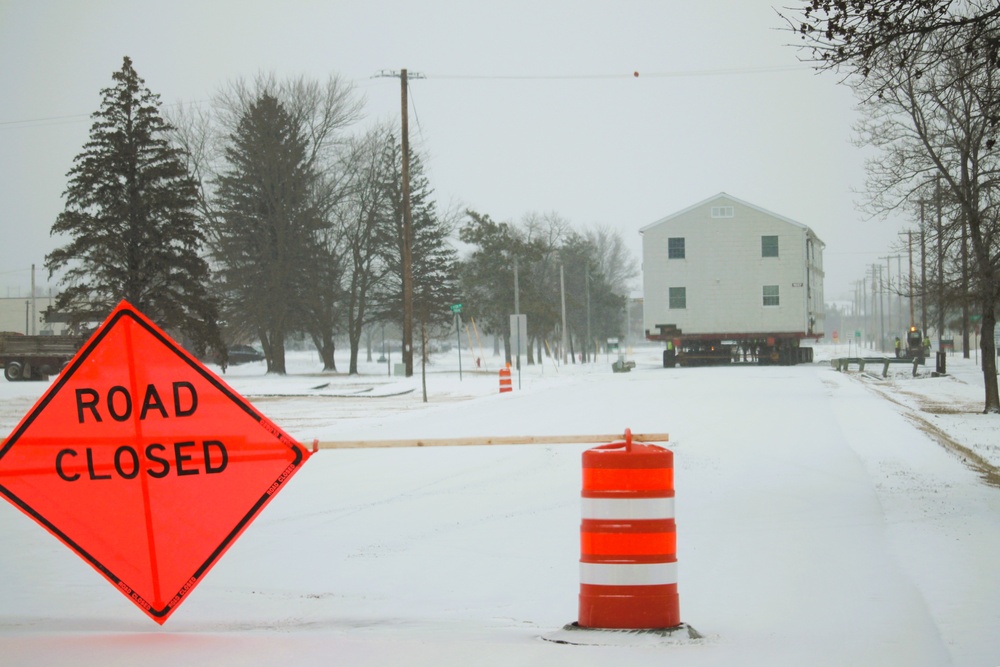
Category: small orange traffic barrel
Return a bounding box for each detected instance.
[578,429,679,629]
[499,364,512,393]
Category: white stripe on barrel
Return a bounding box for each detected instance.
[580,561,678,587]
[582,497,674,520]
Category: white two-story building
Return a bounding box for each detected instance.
[641,193,824,365]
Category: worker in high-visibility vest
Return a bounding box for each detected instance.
[664,339,676,367]
[894,336,901,358]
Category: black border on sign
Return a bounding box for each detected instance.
[0,304,305,620]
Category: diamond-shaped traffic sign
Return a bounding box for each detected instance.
[0,301,311,624]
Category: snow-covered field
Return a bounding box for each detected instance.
[2,343,999,666]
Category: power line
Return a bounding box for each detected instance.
[4,64,804,129]
[0,112,91,128]
[0,99,210,131]
[423,65,807,80]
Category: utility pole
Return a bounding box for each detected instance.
[30,264,36,336]
[862,276,868,348]
[560,264,568,364]
[374,68,424,377]
[879,255,894,340]
[585,271,591,363]
[513,256,520,370]
[936,176,945,349]
[399,68,414,377]
[908,231,915,327]
[920,201,927,338]
[875,264,885,352]
[896,254,903,333]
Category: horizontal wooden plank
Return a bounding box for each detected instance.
[311,433,669,450]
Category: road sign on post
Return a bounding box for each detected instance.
[510,314,527,389]
[454,309,463,381]
[0,300,311,624]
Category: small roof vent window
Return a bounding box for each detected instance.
[711,206,734,218]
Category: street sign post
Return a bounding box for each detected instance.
[510,314,527,389]
[0,301,311,624]
[452,305,463,381]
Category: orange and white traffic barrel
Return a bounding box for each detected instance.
[499,364,512,393]
[578,429,679,629]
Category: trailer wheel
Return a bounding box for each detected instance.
[4,361,24,382]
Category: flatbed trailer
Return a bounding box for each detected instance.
[646,324,818,368]
[0,333,85,381]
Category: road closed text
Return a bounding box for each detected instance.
[57,381,229,481]
[56,440,229,481]
[74,381,198,423]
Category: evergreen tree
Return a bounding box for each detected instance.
[213,94,323,374]
[175,73,362,372]
[458,210,542,363]
[375,136,460,357]
[47,56,221,354]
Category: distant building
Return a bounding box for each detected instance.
[641,192,824,345]
[0,294,68,335]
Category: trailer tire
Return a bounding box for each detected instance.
[4,361,24,382]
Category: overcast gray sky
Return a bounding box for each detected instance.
[0,0,905,303]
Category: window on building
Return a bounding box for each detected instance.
[668,237,685,259]
[761,235,779,257]
[669,287,686,309]
[711,206,734,218]
[762,285,779,307]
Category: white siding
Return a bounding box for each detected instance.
[642,195,824,337]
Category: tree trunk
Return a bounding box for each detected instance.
[980,311,1000,414]
[962,220,970,359]
[321,335,336,371]
[348,328,362,375]
[258,328,274,373]
[309,331,337,372]
[269,329,286,375]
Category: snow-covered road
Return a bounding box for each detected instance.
[2,347,998,666]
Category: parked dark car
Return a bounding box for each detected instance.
[226,344,265,365]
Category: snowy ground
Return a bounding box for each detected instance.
[2,342,999,666]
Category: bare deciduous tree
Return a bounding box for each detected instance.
[853,31,1000,412]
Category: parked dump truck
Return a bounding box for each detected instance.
[0,332,85,381]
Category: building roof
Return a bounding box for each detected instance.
[639,192,825,247]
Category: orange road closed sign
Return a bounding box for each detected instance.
[0,301,311,624]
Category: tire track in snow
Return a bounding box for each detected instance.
[859,379,1000,488]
